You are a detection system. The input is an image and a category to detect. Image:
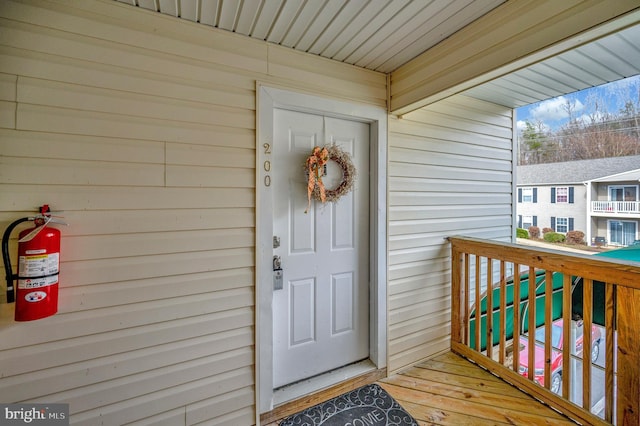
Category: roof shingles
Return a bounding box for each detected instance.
[517,155,640,185]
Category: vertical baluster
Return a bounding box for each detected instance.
[604,282,615,423]
[450,245,463,345]
[464,253,470,347]
[499,260,507,366]
[544,271,553,389]
[512,263,521,374]
[582,278,593,411]
[486,258,493,359]
[562,274,571,399]
[475,255,482,352]
[527,266,536,382]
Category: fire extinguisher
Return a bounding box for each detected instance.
[2,205,67,321]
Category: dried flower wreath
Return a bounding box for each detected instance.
[304,144,356,213]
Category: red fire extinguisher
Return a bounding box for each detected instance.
[2,205,67,321]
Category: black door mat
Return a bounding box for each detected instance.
[278,383,419,426]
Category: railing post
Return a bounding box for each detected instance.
[617,286,640,425]
[451,243,463,346]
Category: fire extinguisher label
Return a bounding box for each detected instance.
[18,275,58,289]
[18,253,60,277]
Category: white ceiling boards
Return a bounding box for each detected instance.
[116,0,640,112]
[116,0,505,74]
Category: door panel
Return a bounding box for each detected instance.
[332,272,354,334]
[290,278,315,345]
[272,109,369,388]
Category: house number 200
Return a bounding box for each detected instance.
[263,143,271,187]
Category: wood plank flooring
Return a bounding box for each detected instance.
[380,352,576,425]
[264,352,577,425]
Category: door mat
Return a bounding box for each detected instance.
[279,383,418,426]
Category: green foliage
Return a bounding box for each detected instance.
[543,232,566,243]
[516,228,529,239]
[522,121,544,150]
[519,121,555,165]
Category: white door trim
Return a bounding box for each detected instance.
[256,84,388,415]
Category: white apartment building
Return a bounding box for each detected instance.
[517,155,640,246]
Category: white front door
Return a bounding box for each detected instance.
[271,109,370,388]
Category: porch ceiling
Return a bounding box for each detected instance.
[462,22,640,109]
[116,0,640,109]
[114,0,505,74]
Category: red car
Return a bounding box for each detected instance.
[518,319,602,394]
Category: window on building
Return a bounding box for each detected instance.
[551,186,574,204]
[609,185,638,202]
[522,215,533,229]
[556,187,568,203]
[555,217,569,233]
[551,216,573,233]
[609,220,638,246]
[518,188,538,203]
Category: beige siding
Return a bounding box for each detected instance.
[387,95,514,372]
[0,0,385,424]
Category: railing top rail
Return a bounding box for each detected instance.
[447,236,640,289]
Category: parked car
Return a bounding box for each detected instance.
[518,319,602,394]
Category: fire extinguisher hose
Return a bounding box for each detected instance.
[2,217,31,304]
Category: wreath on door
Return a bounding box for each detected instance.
[304,145,356,213]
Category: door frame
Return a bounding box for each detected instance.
[256,84,388,414]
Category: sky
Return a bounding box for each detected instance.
[515,74,640,133]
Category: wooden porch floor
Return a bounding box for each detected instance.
[379,352,576,425]
[265,352,577,425]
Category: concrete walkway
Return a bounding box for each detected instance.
[515,237,600,255]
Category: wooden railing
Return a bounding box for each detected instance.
[449,236,640,426]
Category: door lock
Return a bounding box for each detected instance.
[273,255,283,290]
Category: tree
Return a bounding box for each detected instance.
[519,120,556,164]
[518,81,640,164]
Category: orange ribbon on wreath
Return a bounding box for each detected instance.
[305,146,329,213]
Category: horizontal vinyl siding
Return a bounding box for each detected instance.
[387,95,514,372]
[0,0,386,424]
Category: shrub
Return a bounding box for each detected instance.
[542,227,553,234]
[516,228,529,238]
[528,226,540,239]
[543,232,566,243]
[566,230,585,245]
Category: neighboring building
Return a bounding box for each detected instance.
[517,155,640,246]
